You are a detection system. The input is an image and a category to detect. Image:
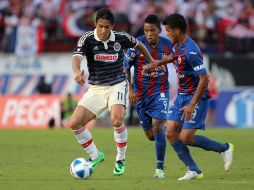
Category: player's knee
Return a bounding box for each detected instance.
[165,131,172,140]
[152,120,165,128]
[111,116,124,127]
[166,130,178,143]
[179,134,194,145]
[153,125,164,134]
[67,119,78,130]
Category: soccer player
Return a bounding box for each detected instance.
[144,13,234,180]
[124,15,172,179]
[67,8,156,176]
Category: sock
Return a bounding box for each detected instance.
[114,124,128,161]
[172,141,201,173]
[72,127,99,160]
[154,127,166,170]
[192,135,229,153]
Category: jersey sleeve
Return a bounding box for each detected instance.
[124,48,138,69]
[187,50,208,75]
[121,32,138,49]
[73,33,89,56]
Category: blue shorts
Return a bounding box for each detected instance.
[168,94,208,130]
[136,92,169,131]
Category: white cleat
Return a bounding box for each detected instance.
[177,170,204,181]
[153,169,165,179]
[221,143,234,171]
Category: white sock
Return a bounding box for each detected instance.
[114,124,127,161]
[72,127,99,160]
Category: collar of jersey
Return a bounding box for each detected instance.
[94,29,115,42]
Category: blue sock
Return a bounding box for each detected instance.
[172,141,201,173]
[192,135,229,153]
[154,128,166,170]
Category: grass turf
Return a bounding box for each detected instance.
[0,127,254,190]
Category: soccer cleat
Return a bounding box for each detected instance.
[221,143,234,171]
[153,169,165,179]
[91,151,105,170]
[113,160,126,176]
[177,170,204,181]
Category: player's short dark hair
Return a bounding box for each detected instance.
[163,13,187,33]
[144,14,161,29]
[96,8,114,25]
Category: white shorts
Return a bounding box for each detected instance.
[78,80,128,117]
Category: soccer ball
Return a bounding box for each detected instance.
[70,158,93,180]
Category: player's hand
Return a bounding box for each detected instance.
[181,103,195,121]
[128,88,137,107]
[74,70,85,85]
[142,60,158,73]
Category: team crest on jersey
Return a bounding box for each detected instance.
[94,53,118,62]
[130,51,135,58]
[113,42,121,51]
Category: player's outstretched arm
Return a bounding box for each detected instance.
[72,55,85,85]
[157,54,173,66]
[143,54,173,73]
[124,68,137,107]
[135,41,155,64]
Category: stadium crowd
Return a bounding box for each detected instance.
[0,0,254,55]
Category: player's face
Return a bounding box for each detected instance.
[143,23,161,46]
[165,25,178,44]
[95,19,113,42]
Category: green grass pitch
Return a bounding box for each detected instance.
[0,127,254,190]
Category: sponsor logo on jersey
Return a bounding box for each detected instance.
[113,42,121,51]
[94,53,118,62]
[194,64,206,71]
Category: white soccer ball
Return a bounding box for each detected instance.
[70,158,93,180]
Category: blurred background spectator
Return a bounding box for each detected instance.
[60,92,77,127]
[35,75,52,94]
[1,0,254,54]
[206,71,218,126]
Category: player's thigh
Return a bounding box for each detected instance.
[78,86,108,118]
[182,98,208,130]
[108,80,128,109]
[68,105,96,130]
